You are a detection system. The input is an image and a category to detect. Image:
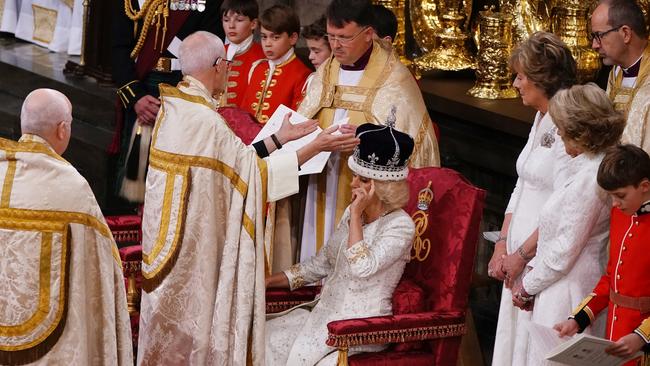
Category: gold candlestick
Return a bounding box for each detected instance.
[551,5,600,82]
[468,6,518,99]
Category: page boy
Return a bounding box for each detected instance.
[239,4,311,123]
[221,0,265,107]
[303,15,331,70]
[554,144,650,363]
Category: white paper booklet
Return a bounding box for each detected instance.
[526,322,642,366]
[483,231,500,243]
[252,104,329,175]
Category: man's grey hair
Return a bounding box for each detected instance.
[20,88,72,136]
[179,31,226,76]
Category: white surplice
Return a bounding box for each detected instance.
[492,112,570,366]
[522,152,610,365]
[266,207,415,366]
[300,69,364,262]
[137,76,300,366]
[0,134,132,365]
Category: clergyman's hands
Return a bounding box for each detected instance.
[605,333,646,358]
[338,123,357,135]
[134,95,160,125]
[275,112,319,145]
[314,125,360,152]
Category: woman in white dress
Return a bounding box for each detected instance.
[510,84,626,365]
[489,32,576,366]
[264,123,416,366]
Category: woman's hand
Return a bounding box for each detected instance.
[511,278,534,311]
[488,242,507,281]
[553,319,579,338]
[502,252,527,288]
[350,180,376,217]
[605,333,646,357]
[275,112,319,145]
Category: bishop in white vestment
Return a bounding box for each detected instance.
[0,89,133,365]
[137,31,342,366]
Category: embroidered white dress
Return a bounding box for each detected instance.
[492,112,570,366]
[266,207,415,366]
[522,152,610,365]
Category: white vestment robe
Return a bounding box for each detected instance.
[137,76,299,366]
[0,134,133,365]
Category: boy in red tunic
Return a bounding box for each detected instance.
[221,0,265,107]
[555,144,650,364]
[239,4,311,123]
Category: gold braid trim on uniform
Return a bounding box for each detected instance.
[571,293,596,322]
[129,0,168,59]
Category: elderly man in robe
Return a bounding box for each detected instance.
[0,89,132,365]
[295,0,440,263]
[591,0,650,151]
[137,30,357,365]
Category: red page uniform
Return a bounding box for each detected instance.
[239,49,311,123]
[224,37,265,107]
[571,205,650,363]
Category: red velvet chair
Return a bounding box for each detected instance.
[217,106,264,145]
[266,167,486,365]
[106,215,143,355]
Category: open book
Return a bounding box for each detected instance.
[252,104,330,175]
[527,321,642,366]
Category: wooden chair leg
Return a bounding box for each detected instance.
[336,347,349,366]
[458,309,484,366]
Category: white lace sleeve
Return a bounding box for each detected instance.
[343,214,415,278]
[522,171,608,295]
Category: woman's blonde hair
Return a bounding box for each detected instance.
[374,179,410,212]
[549,83,625,154]
[509,31,577,98]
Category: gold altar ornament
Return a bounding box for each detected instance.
[468,6,519,99]
[550,5,600,82]
[411,0,475,71]
[500,0,550,45]
[372,0,410,65]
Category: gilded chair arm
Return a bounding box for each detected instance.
[266,285,322,313]
[325,311,466,348]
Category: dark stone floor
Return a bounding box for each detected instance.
[0,33,128,213]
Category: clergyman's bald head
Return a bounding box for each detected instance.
[179,31,225,76]
[20,88,73,154]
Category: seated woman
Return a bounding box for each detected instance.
[264,123,416,366]
[510,83,626,364]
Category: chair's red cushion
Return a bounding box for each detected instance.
[265,286,321,313]
[218,106,263,145]
[119,245,142,262]
[106,215,142,247]
[391,279,426,351]
[349,351,434,366]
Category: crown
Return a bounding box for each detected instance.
[417,181,434,211]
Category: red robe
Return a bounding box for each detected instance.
[239,52,311,123]
[224,42,265,107]
[572,207,650,361]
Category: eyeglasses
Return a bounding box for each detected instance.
[326,26,369,45]
[589,25,622,43]
[213,57,234,67]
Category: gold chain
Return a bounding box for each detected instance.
[124,0,153,21]
[129,0,168,58]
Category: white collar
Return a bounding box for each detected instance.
[226,34,254,60]
[269,48,294,66]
